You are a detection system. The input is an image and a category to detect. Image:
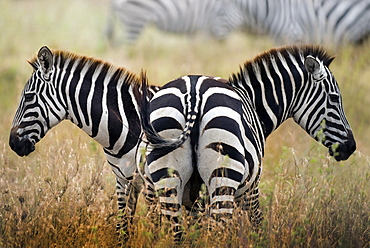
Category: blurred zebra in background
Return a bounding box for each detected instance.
[106,0,228,44]
[8,46,159,239]
[214,0,370,47]
[138,45,356,240]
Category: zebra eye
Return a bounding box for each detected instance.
[329,93,340,103]
[24,93,35,102]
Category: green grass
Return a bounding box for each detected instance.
[0,0,369,247]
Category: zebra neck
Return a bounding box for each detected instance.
[231,70,305,139]
[54,58,141,154]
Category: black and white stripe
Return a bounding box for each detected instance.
[138,75,242,240]
[214,0,370,46]
[139,45,356,239]
[9,46,159,238]
[107,0,228,44]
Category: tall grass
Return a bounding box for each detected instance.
[0,0,369,247]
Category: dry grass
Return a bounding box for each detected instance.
[0,0,369,247]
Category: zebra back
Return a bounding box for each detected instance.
[139,75,248,241]
[108,0,229,43]
[140,75,201,154]
[215,0,370,46]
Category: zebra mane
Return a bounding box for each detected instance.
[268,45,334,67]
[28,49,140,86]
[230,45,335,85]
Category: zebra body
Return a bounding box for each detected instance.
[139,75,249,240]
[214,0,370,46]
[139,45,356,240]
[107,0,227,43]
[9,46,158,237]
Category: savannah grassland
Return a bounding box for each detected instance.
[0,0,369,247]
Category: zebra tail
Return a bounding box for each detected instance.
[139,74,197,153]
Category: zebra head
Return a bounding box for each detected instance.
[293,55,356,161]
[9,46,66,156]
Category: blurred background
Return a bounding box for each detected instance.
[0,0,369,247]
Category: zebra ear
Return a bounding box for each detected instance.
[37,46,53,81]
[304,55,326,81]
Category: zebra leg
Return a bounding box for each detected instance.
[109,158,142,239]
[236,168,263,229]
[197,109,246,223]
[147,142,193,242]
[136,142,159,218]
[197,144,243,223]
[200,160,240,222]
[243,182,263,229]
[115,172,143,238]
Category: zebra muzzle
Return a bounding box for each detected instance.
[329,139,356,162]
[9,132,35,157]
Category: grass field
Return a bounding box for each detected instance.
[0,0,369,247]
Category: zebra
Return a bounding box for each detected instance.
[8,46,159,239]
[213,0,370,46]
[138,45,356,240]
[138,75,242,241]
[106,0,228,44]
